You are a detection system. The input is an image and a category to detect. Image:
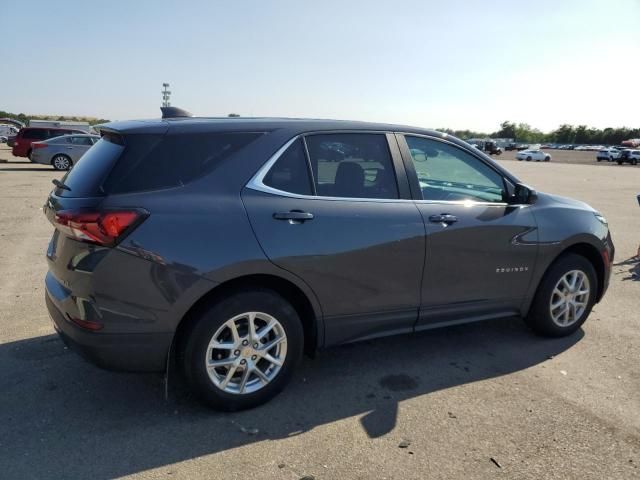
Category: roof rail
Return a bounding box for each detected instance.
[160,106,193,119]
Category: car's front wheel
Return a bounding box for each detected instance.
[525,253,597,337]
[526,156,532,161]
[180,289,304,411]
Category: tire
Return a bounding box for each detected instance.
[525,253,597,337]
[526,156,532,161]
[544,156,551,162]
[609,157,614,162]
[180,289,304,411]
[27,149,33,162]
[617,160,623,165]
[51,154,71,171]
[632,159,638,166]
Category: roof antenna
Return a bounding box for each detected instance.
[161,106,193,119]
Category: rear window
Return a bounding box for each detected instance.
[59,136,125,197]
[58,131,263,197]
[21,129,48,140]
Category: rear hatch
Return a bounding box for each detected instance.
[44,126,266,274]
[43,131,156,294]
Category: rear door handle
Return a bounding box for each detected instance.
[429,214,458,225]
[273,210,314,222]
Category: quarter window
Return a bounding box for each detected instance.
[405,136,506,203]
[263,139,313,195]
[305,134,399,199]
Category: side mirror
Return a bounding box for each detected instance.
[511,183,538,205]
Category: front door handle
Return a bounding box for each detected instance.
[429,213,458,225]
[273,210,314,223]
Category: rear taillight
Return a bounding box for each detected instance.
[32,142,47,149]
[53,210,146,246]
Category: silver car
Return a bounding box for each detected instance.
[30,134,100,170]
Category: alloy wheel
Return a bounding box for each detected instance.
[549,270,590,327]
[53,155,70,170]
[205,311,287,394]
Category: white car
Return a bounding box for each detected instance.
[597,149,621,162]
[516,149,551,162]
[627,150,640,165]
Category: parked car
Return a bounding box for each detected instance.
[11,127,86,158]
[618,150,640,165]
[466,139,502,155]
[515,144,530,151]
[29,134,100,170]
[616,149,639,165]
[597,149,621,162]
[516,149,551,162]
[43,111,614,411]
[505,143,517,151]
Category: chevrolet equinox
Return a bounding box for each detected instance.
[44,109,614,410]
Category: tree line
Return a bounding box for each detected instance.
[0,110,110,126]
[2,109,637,145]
[438,121,640,145]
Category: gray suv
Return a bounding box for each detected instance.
[44,111,614,410]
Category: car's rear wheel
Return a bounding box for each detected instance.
[544,156,551,162]
[526,156,532,161]
[52,154,71,171]
[525,253,597,337]
[632,159,638,166]
[180,289,304,411]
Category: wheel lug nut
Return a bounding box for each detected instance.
[254,343,259,349]
[251,355,257,360]
[234,350,240,356]
[242,340,248,346]
[240,359,246,365]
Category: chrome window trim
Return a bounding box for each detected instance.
[245,133,512,207]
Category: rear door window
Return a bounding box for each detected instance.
[304,134,399,199]
[71,136,94,146]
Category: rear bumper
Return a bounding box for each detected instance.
[29,151,48,165]
[11,145,27,157]
[46,287,171,372]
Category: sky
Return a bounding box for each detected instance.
[1,0,639,132]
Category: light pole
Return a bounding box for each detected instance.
[161,83,171,107]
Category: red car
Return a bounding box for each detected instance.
[12,127,87,158]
